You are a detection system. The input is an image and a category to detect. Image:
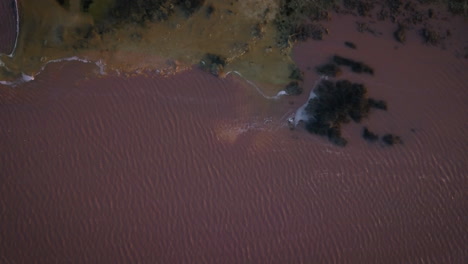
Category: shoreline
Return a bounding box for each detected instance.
[1,34,466,263]
[1,1,465,87]
[1,0,467,146]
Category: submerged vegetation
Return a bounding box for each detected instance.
[344,41,357,49]
[303,77,402,147]
[382,134,403,145]
[333,55,374,75]
[304,54,404,146]
[304,79,385,146]
[316,63,342,77]
[363,127,379,142]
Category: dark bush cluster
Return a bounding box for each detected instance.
[394,24,406,43]
[304,80,372,146]
[382,134,403,145]
[289,66,304,81]
[200,53,227,77]
[333,55,374,75]
[292,23,328,41]
[316,54,374,77]
[363,127,379,142]
[343,0,376,16]
[274,0,336,48]
[316,63,342,77]
[421,27,440,45]
[344,41,357,49]
[285,81,303,95]
[81,0,205,26]
[284,65,305,95]
[368,98,388,110]
[302,76,399,146]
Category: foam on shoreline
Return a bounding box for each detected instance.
[0,0,293,91]
[225,71,287,100]
[0,56,106,87]
[293,76,325,126]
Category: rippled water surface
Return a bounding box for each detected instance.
[1,1,467,263]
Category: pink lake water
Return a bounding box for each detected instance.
[1,3,467,264]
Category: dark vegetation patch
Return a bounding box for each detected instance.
[343,0,376,16]
[368,98,388,110]
[382,134,403,145]
[344,41,357,49]
[421,0,468,16]
[316,63,342,77]
[301,55,402,146]
[421,26,441,45]
[356,22,380,36]
[110,0,172,22]
[56,0,69,9]
[303,79,399,146]
[428,8,434,18]
[363,127,379,142]
[304,79,375,146]
[200,53,226,76]
[130,32,143,42]
[394,24,406,43]
[447,0,468,16]
[81,0,94,12]
[70,24,96,50]
[274,0,336,50]
[333,55,374,75]
[357,1,375,16]
[284,65,305,95]
[285,81,303,95]
[179,0,206,16]
[289,66,304,81]
[388,0,403,14]
[291,23,328,41]
[82,0,206,30]
[252,22,267,40]
[55,26,65,42]
[206,4,215,18]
